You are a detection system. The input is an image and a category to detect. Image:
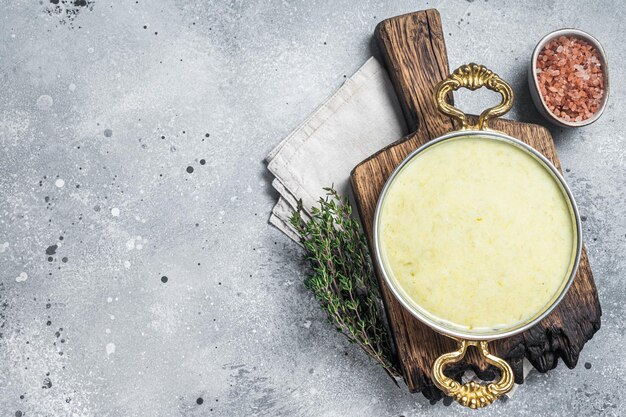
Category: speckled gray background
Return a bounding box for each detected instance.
[0,0,624,416]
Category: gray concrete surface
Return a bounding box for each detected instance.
[0,0,624,416]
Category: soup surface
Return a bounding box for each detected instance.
[378,136,577,333]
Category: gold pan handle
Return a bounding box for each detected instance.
[432,340,514,409]
[435,63,514,130]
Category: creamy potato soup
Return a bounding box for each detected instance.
[378,136,577,333]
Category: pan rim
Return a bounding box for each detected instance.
[372,129,583,341]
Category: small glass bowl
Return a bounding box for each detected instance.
[528,28,609,128]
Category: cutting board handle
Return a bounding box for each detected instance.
[375,9,454,136]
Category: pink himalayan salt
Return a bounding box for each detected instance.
[536,35,604,123]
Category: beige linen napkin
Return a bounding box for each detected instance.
[266,56,532,396]
[266,57,407,237]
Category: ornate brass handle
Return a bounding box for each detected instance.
[435,63,514,130]
[432,340,514,409]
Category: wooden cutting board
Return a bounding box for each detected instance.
[350,9,602,401]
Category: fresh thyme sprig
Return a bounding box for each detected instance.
[290,187,399,378]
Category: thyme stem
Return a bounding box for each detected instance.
[290,187,399,378]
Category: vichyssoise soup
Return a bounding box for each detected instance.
[378,136,577,333]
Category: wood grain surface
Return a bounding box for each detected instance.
[350,9,601,400]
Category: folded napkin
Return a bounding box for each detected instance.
[266,57,407,238]
[266,56,531,396]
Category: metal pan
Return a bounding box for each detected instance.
[372,64,582,408]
